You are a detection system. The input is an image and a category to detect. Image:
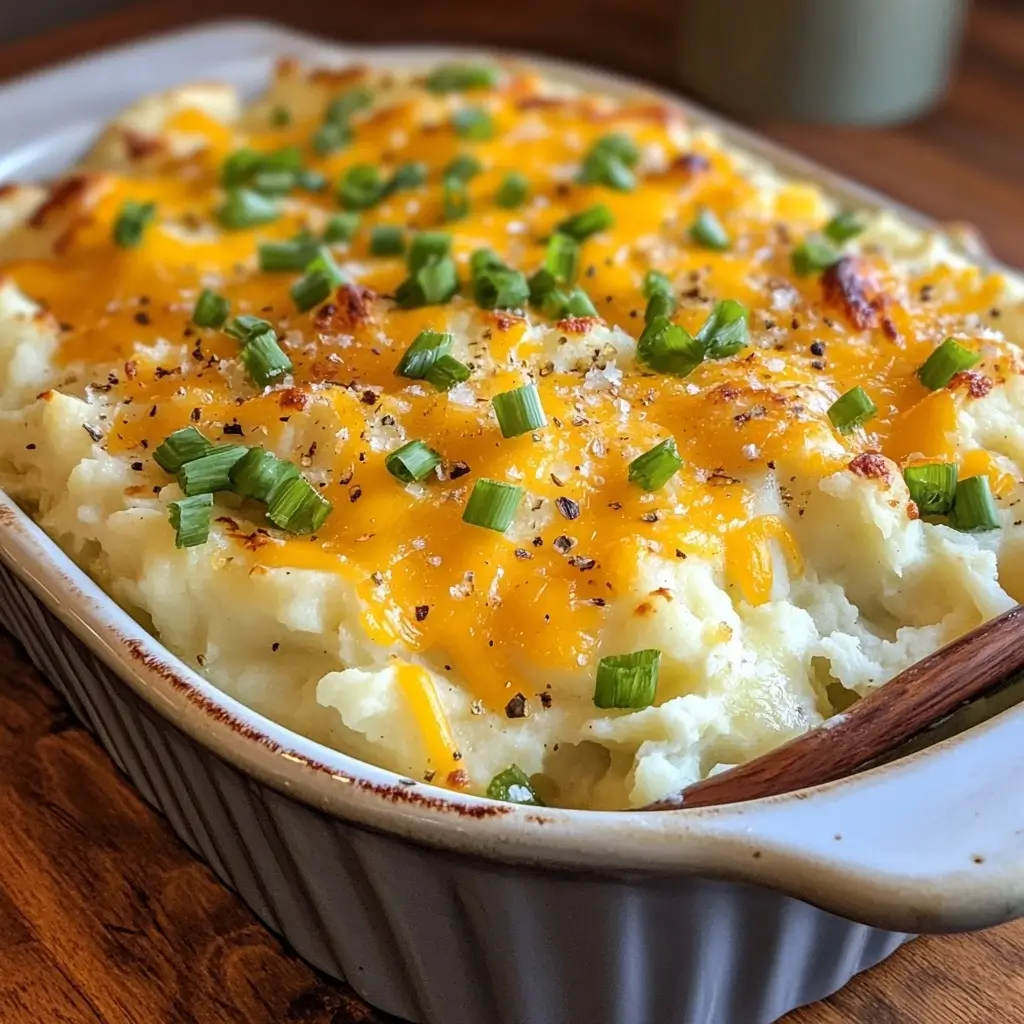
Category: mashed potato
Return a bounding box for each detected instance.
[1,60,1022,809]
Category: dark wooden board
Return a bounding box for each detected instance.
[2,1,1024,1019]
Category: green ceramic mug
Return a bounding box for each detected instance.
[678,0,968,124]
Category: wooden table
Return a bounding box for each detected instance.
[1,2,1023,1021]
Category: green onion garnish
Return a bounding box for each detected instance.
[442,177,469,221]
[426,64,500,93]
[408,232,452,273]
[395,329,454,378]
[424,354,472,391]
[823,211,865,245]
[792,237,841,276]
[385,440,442,483]
[492,383,546,437]
[577,133,639,191]
[313,121,352,156]
[250,170,296,196]
[443,154,483,182]
[555,204,614,242]
[495,171,529,209]
[474,266,530,311]
[290,271,334,313]
[295,169,327,193]
[387,161,429,193]
[564,288,598,318]
[325,86,373,124]
[112,200,157,248]
[168,493,214,549]
[544,232,579,286]
[217,189,279,229]
[221,148,264,187]
[304,247,345,287]
[590,132,640,167]
[394,256,459,308]
[642,270,673,299]
[270,106,292,127]
[470,247,504,278]
[240,330,294,386]
[266,476,333,534]
[370,225,406,256]
[696,299,749,359]
[229,447,298,502]
[903,462,958,516]
[827,386,877,434]
[192,289,229,328]
[462,478,523,532]
[917,338,980,391]
[689,208,730,251]
[645,290,676,323]
[950,475,1001,533]
[593,649,661,709]
[337,164,385,210]
[261,146,303,173]
[177,446,248,496]
[528,268,557,306]
[323,212,360,243]
[258,238,320,271]
[628,438,683,491]
[486,765,543,805]
[153,426,214,473]
[636,317,704,377]
[452,106,494,140]
[224,315,272,342]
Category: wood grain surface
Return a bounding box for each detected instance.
[1,2,1023,1022]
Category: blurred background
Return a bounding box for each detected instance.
[0,0,1022,262]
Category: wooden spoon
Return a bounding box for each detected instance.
[650,604,1024,810]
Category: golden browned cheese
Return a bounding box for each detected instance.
[1,64,1016,783]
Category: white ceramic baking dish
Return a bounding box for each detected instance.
[3,20,1024,1024]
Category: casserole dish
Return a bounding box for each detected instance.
[2,19,1024,1024]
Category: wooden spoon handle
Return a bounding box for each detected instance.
[656,604,1024,810]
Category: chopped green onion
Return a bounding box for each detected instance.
[452,106,494,140]
[217,189,279,229]
[590,132,640,167]
[555,204,614,242]
[642,269,672,299]
[903,462,958,516]
[387,161,428,193]
[177,446,248,496]
[827,386,877,434]
[578,150,635,191]
[426,64,500,93]
[443,154,483,182]
[262,146,303,173]
[593,649,661,709]
[221,148,264,188]
[250,170,296,196]
[628,438,683,491]
[492,383,546,437]
[229,447,298,502]
[224,315,272,341]
[792,237,841,276]
[337,164,385,210]
[544,232,579,286]
[323,212,360,243]
[258,238,320,271]
[385,440,442,483]
[408,232,452,273]
[645,290,676,323]
[290,271,334,313]
[395,329,453,378]
[270,106,292,127]
[689,207,730,251]
[474,266,529,311]
[696,299,749,359]
[153,426,214,473]
[325,86,373,124]
[424,354,471,391]
[528,268,557,306]
[394,255,459,308]
[486,765,543,805]
[442,177,469,221]
[540,288,571,320]
[563,288,598,318]
[637,317,704,377]
[313,121,352,156]
[266,476,333,534]
[495,171,529,209]
[470,247,504,278]
[168,493,214,549]
[112,200,157,248]
[295,169,328,192]
[462,478,523,532]
[304,246,345,286]
[823,211,865,245]
[370,225,405,256]
[951,475,1001,533]
[917,338,980,391]
[241,329,293,386]
[192,289,229,328]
